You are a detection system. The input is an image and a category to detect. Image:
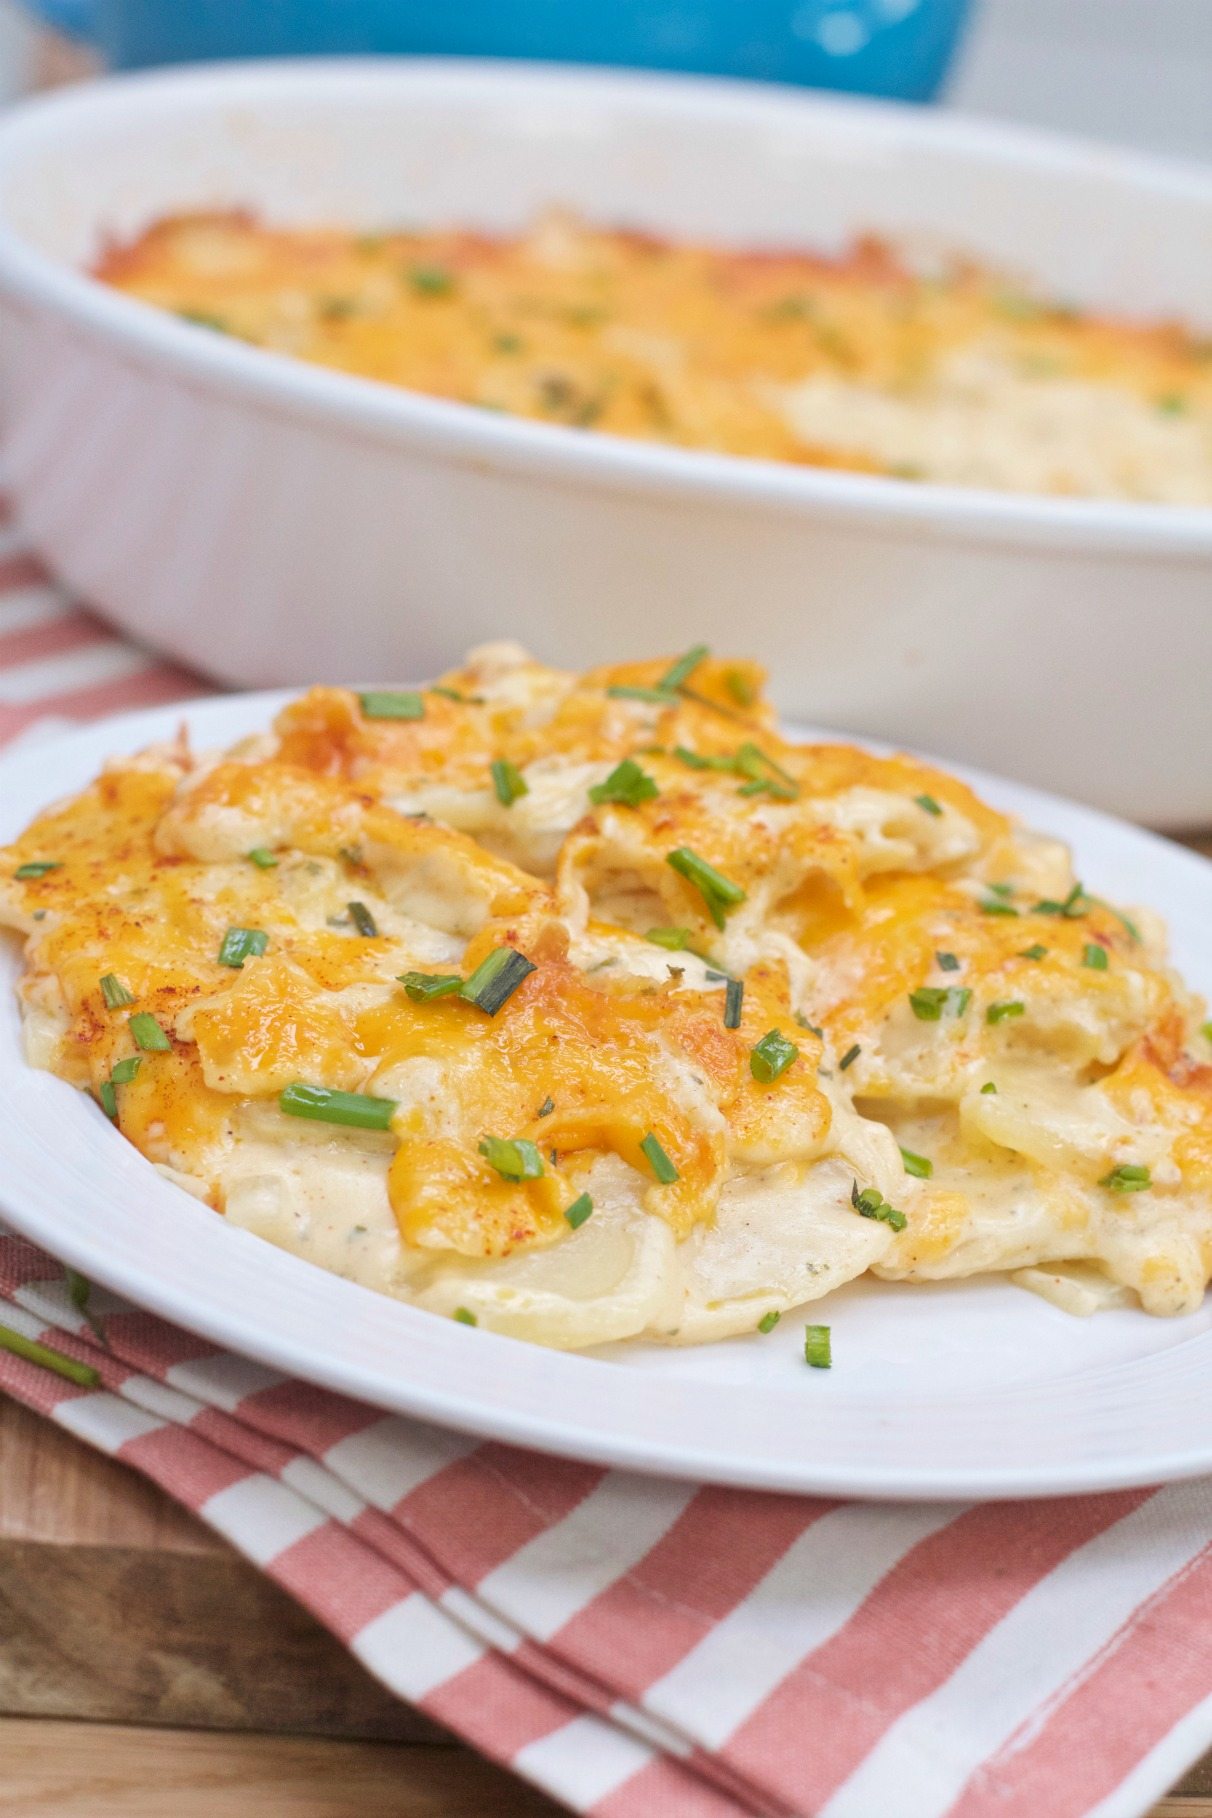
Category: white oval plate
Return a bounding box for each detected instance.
[3,693,1212,1500]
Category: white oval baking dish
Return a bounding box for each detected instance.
[0,59,1209,820]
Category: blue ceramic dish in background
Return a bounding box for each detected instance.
[26,0,972,102]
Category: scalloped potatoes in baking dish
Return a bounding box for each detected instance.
[4,645,1212,1349]
[98,213,1212,504]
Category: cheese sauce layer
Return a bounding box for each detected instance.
[4,643,1212,1347]
[96,213,1212,505]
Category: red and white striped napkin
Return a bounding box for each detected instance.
[3,508,1212,1818]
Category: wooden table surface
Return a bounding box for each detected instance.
[7,831,1212,1814]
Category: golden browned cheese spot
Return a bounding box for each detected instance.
[94,212,1212,485]
[191,956,369,1096]
[116,1046,233,1174]
[269,656,774,793]
[883,1188,973,1269]
[808,874,1148,1061]
[5,766,233,1067]
[157,758,541,931]
[272,686,498,786]
[379,937,827,1256]
[1103,1032,1212,1192]
[788,745,1008,842]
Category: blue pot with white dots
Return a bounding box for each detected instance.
[26,0,973,101]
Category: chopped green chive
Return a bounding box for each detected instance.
[1202,1022,1212,1046]
[14,861,59,879]
[850,1179,908,1231]
[408,263,454,296]
[674,685,749,725]
[981,1080,998,1094]
[64,1266,104,1346]
[736,776,789,801]
[175,308,231,333]
[491,758,529,807]
[1088,898,1141,944]
[129,1012,171,1052]
[589,757,658,809]
[479,1136,544,1182]
[987,1000,1025,1025]
[757,1310,781,1334]
[97,1080,117,1120]
[987,882,1015,899]
[564,1193,594,1230]
[666,847,746,929]
[453,1306,477,1325]
[659,644,710,692]
[279,1083,398,1130]
[915,794,943,816]
[111,1056,141,1085]
[839,1043,861,1071]
[909,986,970,1021]
[1035,883,1088,919]
[676,741,797,800]
[607,684,677,705]
[1157,393,1187,416]
[735,742,799,801]
[218,927,269,969]
[430,684,477,703]
[796,1015,824,1038]
[751,1029,799,1083]
[936,952,960,972]
[738,742,797,787]
[725,668,756,708]
[359,691,425,721]
[804,1325,832,1369]
[348,901,378,938]
[640,1132,679,1183]
[1100,1163,1151,1193]
[673,745,732,771]
[537,1096,555,1118]
[398,970,463,1002]
[0,1323,100,1388]
[723,977,744,1029]
[646,926,692,951]
[100,973,134,1009]
[248,847,278,869]
[1082,943,1108,971]
[899,1146,933,1179]
[980,899,1020,917]
[460,946,535,1015]
[1019,944,1048,961]
[318,295,358,322]
[994,291,1043,322]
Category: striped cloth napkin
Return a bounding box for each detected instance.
[3,504,1212,1818]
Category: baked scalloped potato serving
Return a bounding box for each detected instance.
[4,644,1212,1347]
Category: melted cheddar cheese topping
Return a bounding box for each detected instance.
[4,642,1212,1345]
[96,213,1212,504]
